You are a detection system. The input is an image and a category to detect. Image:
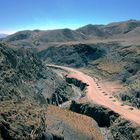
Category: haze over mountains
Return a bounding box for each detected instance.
[0,34,8,39]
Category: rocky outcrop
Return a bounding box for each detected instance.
[69,101,119,127]
[66,77,87,91]
[46,82,75,105]
[69,100,140,140]
[45,105,103,140]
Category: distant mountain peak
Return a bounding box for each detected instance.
[0,33,8,38]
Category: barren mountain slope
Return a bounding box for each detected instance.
[0,42,103,140]
[4,20,140,49]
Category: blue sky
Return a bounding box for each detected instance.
[0,0,140,34]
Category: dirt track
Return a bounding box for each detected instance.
[48,65,140,125]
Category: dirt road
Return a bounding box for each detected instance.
[48,64,140,125]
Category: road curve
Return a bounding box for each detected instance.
[47,64,140,125]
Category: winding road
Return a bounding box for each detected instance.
[47,64,140,125]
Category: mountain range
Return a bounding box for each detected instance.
[4,20,140,42]
[3,19,140,51]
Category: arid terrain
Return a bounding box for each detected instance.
[0,20,140,140]
[48,64,140,125]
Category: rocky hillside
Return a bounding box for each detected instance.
[0,42,49,105]
[0,42,83,105]
[77,20,140,37]
[38,43,105,67]
[0,42,56,139]
[76,24,109,38]
[102,20,140,35]
[0,42,50,139]
[4,29,86,49]
[0,42,103,140]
